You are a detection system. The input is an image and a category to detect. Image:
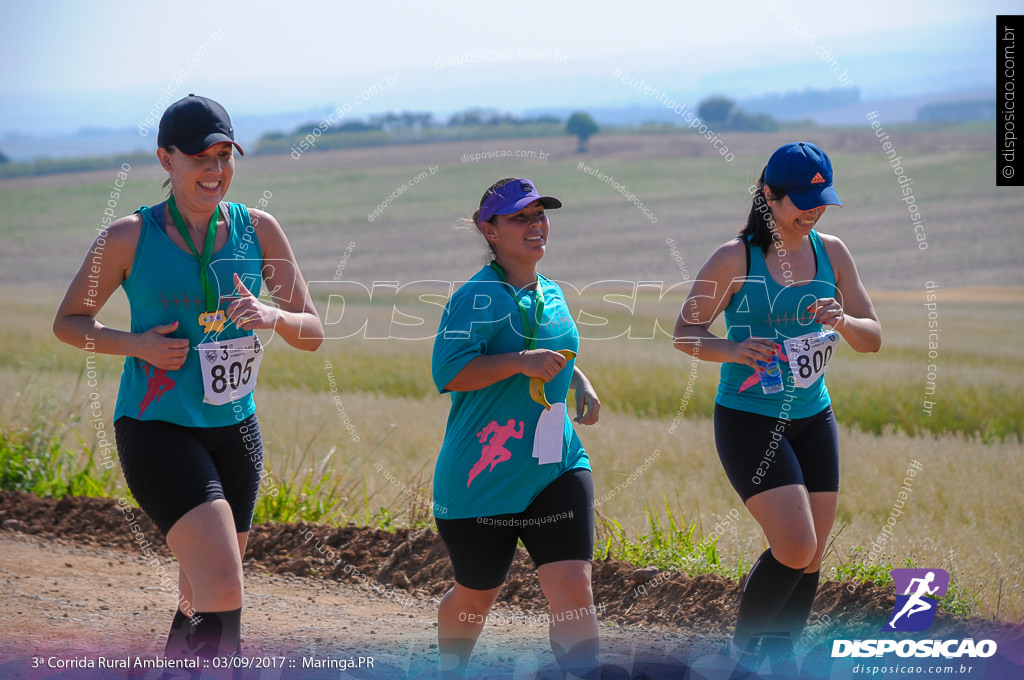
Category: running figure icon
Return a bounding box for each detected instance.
[888,571,939,628]
[467,419,524,487]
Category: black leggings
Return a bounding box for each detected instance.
[714,404,839,502]
[435,469,594,590]
[114,415,263,535]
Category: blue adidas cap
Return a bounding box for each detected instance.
[765,142,841,211]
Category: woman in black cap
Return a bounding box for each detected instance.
[54,95,323,664]
[431,178,601,679]
[673,142,881,670]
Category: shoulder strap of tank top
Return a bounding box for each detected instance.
[740,235,751,277]
[809,229,821,277]
[220,201,233,236]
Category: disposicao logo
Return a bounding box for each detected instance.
[831,568,998,660]
[883,568,949,632]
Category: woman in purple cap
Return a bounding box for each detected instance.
[54,95,323,665]
[431,178,602,678]
[673,142,881,670]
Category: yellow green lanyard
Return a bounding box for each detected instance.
[490,262,544,350]
[168,195,220,313]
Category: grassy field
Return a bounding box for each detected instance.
[1,130,1021,621]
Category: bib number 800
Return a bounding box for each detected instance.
[784,331,839,389]
[795,345,833,380]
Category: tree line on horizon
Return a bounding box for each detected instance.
[255,96,784,154]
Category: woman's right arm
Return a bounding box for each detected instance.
[673,240,778,370]
[53,216,190,371]
[443,349,567,392]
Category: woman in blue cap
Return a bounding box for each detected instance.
[54,95,323,666]
[673,142,881,670]
[431,178,602,679]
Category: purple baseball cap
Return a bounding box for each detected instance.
[477,178,562,226]
[158,94,245,156]
[765,142,840,210]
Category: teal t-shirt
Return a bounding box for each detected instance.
[716,230,837,419]
[431,265,589,519]
[113,201,263,427]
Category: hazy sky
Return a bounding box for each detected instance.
[0,0,1009,134]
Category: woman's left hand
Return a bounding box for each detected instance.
[225,273,278,331]
[571,369,601,425]
[807,298,845,330]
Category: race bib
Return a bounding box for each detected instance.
[197,335,264,405]
[784,330,839,389]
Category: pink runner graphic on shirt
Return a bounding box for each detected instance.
[467,419,525,487]
[737,348,789,393]
[139,362,176,417]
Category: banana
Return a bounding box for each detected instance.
[529,349,577,410]
[529,377,552,410]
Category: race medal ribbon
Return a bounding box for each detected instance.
[489,262,544,350]
[168,195,226,331]
[490,263,565,465]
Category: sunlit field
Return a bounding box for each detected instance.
[2,130,1021,620]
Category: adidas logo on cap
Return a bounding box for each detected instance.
[810,172,825,184]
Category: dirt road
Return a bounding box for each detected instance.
[0,492,1015,679]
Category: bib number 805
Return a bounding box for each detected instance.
[198,335,263,405]
[210,358,256,394]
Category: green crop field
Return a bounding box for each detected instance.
[1,130,1021,621]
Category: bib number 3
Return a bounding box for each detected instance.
[783,330,839,389]
[198,335,264,405]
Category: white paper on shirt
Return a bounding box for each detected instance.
[532,402,566,465]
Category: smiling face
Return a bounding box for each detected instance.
[481,199,549,266]
[158,142,235,215]
[764,188,827,237]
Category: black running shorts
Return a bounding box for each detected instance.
[434,468,594,591]
[114,415,263,535]
[714,404,840,502]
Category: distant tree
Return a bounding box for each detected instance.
[534,115,562,125]
[337,121,378,133]
[741,87,860,119]
[447,108,501,127]
[728,111,779,132]
[567,112,599,152]
[0,148,9,164]
[294,122,323,136]
[698,96,736,124]
[917,100,995,123]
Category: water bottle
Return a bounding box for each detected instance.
[757,357,784,394]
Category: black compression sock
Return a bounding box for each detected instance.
[188,608,242,660]
[773,569,821,646]
[732,549,805,653]
[164,608,191,659]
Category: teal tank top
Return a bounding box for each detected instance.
[716,230,836,419]
[113,201,263,427]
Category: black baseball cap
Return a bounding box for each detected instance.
[158,94,245,156]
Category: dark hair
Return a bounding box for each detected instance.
[160,144,175,194]
[739,167,788,254]
[471,177,518,262]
